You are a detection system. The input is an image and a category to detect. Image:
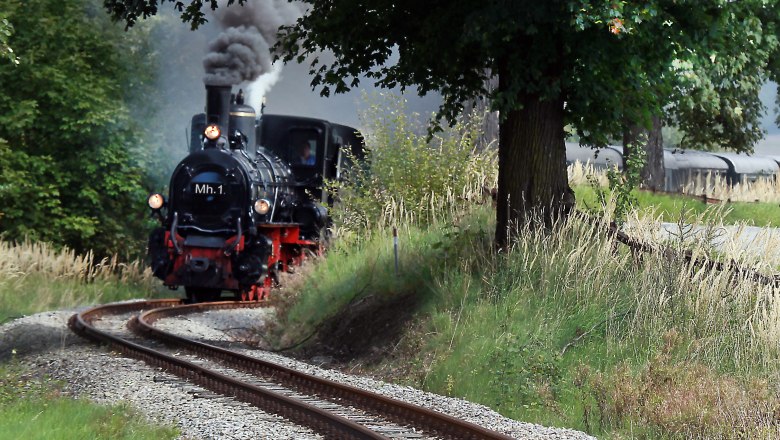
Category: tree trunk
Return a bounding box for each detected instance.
[623,116,665,191]
[494,96,575,251]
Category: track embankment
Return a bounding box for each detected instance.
[67,299,554,440]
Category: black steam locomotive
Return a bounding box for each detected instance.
[147,84,363,302]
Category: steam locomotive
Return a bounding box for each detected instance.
[146,84,363,302]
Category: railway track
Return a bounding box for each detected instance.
[68,299,515,440]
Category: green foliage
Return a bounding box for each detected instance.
[608,145,645,224]
[326,94,496,238]
[574,185,780,228]
[487,335,562,413]
[671,5,778,152]
[582,145,645,225]
[271,1,778,149]
[0,362,179,440]
[0,13,17,65]
[102,0,247,30]
[0,0,160,257]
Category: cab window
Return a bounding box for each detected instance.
[289,129,319,167]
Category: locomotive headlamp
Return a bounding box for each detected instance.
[148,193,165,210]
[254,199,271,215]
[204,124,221,141]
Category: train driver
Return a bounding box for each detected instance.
[299,141,316,166]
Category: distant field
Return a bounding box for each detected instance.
[574,184,780,227]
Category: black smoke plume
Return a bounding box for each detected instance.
[203,25,270,86]
[203,1,304,100]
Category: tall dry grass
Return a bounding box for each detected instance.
[568,160,780,203]
[0,240,157,321]
[683,173,780,203]
[622,206,780,269]
[567,160,612,187]
[418,205,780,436]
[0,239,153,284]
[510,209,780,372]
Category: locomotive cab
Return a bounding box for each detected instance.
[257,115,328,200]
[257,114,366,240]
[329,123,365,181]
[257,114,365,200]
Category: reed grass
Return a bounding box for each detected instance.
[0,239,160,322]
[568,159,780,203]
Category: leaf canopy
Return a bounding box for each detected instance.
[0,0,161,257]
[107,0,780,152]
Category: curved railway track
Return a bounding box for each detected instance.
[68,300,515,440]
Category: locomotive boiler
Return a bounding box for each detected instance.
[147,84,362,302]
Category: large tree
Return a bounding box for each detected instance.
[624,5,777,190]
[670,5,777,152]
[0,0,160,257]
[105,0,779,249]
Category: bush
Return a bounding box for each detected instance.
[327,93,497,240]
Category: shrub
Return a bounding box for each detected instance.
[327,93,497,240]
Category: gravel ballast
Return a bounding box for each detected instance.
[0,307,594,440]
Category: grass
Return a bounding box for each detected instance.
[274,205,780,439]
[272,103,780,438]
[0,361,178,440]
[568,161,780,227]
[0,239,165,323]
[272,208,486,348]
[0,239,175,439]
[574,184,780,227]
[568,160,780,204]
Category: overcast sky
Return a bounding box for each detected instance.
[261,60,441,130]
[755,82,780,155]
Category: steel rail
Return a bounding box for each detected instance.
[136,301,516,440]
[68,300,385,440]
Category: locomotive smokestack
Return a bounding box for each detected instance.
[205,84,231,139]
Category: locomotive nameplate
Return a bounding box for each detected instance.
[194,183,226,196]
